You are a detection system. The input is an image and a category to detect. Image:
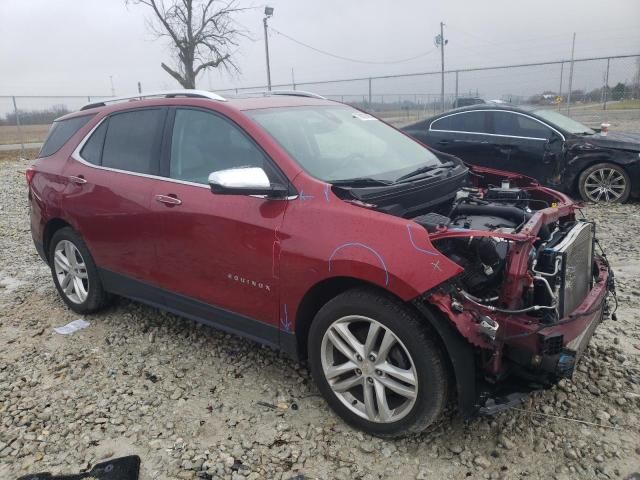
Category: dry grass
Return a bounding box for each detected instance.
[0,149,39,162]
[0,124,50,145]
[606,99,640,110]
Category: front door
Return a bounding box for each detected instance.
[150,107,289,334]
[488,111,562,185]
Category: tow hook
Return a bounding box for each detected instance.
[478,315,499,340]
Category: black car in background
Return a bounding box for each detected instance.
[402,104,640,203]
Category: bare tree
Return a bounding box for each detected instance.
[130,0,247,89]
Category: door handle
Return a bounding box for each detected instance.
[69,175,87,185]
[437,140,449,146]
[155,194,182,206]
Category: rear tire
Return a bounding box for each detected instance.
[308,288,449,438]
[578,163,630,203]
[48,227,111,314]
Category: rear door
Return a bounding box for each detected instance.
[149,107,289,334]
[63,108,167,284]
[488,111,562,183]
[426,111,496,167]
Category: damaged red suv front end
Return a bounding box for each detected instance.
[413,166,613,416]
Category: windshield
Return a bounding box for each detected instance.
[247,106,443,182]
[532,109,595,135]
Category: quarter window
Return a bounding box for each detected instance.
[39,115,93,157]
[430,111,488,133]
[492,112,551,139]
[80,120,108,165]
[101,109,165,174]
[169,109,271,185]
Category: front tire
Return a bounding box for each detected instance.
[49,227,111,314]
[308,288,449,438]
[578,163,630,203]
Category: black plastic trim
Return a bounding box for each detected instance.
[413,298,479,417]
[98,268,297,356]
[33,239,47,263]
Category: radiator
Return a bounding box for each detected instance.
[551,222,595,317]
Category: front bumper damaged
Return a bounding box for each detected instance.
[421,255,613,418]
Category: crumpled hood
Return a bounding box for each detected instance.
[576,131,640,152]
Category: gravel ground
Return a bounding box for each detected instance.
[1,155,639,480]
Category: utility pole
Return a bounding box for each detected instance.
[109,75,115,96]
[435,22,448,112]
[558,62,564,111]
[263,6,274,91]
[567,32,576,115]
[455,70,459,104]
[603,58,610,111]
[291,68,296,90]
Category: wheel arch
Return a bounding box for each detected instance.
[43,218,73,263]
[294,276,381,361]
[567,154,631,196]
[410,298,479,418]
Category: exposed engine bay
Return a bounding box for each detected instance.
[333,166,599,325]
[409,179,596,327]
[408,177,608,410]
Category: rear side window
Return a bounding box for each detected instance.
[101,109,165,174]
[431,111,488,133]
[80,121,108,165]
[39,115,93,157]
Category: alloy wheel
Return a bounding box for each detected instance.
[320,315,418,423]
[583,167,627,202]
[53,240,89,304]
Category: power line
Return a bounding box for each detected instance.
[270,27,438,65]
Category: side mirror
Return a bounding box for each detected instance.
[208,166,288,198]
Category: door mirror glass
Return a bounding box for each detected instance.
[208,167,287,198]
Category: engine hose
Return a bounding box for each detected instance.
[458,289,558,314]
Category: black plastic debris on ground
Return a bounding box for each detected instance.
[17,455,140,480]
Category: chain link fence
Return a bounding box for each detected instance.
[2,54,639,154]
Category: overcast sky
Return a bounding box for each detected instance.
[1,0,639,98]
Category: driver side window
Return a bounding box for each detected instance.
[169,109,271,185]
[492,112,552,139]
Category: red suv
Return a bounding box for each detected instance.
[28,90,613,437]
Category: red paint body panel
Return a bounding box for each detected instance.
[148,179,285,326]
[61,162,159,281]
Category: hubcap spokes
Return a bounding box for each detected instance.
[54,240,89,304]
[321,316,417,423]
[584,168,626,203]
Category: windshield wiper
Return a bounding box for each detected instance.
[330,177,394,187]
[394,161,454,183]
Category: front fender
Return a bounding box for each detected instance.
[278,176,464,331]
